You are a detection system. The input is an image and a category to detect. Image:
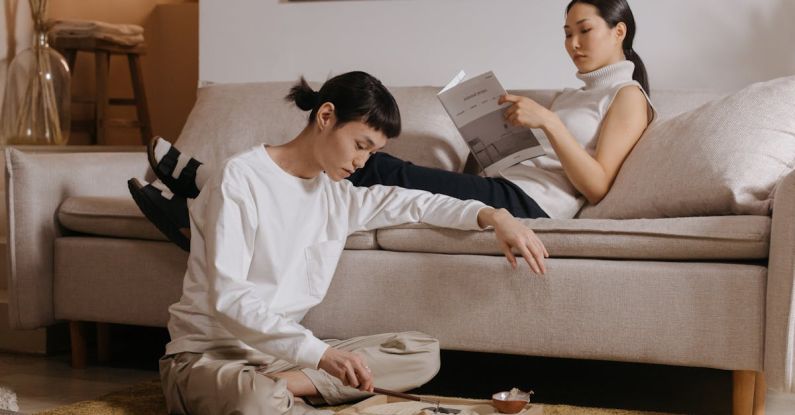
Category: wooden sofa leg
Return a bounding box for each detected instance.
[69,321,87,369]
[733,370,766,415]
[97,322,111,364]
[753,372,766,415]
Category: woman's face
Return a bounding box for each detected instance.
[564,3,626,73]
[315,110,388,182]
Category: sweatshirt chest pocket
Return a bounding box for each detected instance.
[304,240,345,298]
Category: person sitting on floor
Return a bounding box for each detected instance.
[138,71,548,414]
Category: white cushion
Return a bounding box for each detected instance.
[580,75,795,219]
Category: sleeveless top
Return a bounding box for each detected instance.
[500,60,655,219]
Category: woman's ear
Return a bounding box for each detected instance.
[615,22,627,43]
[316,102,336,131]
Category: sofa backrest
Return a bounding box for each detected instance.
[175,82,723,173]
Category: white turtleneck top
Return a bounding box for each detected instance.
[500,60,655,219]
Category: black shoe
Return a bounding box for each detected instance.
[128,178,191,252]
[147,136,202,198]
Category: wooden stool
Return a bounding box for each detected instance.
[53,36,152,145]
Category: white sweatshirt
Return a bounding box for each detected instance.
[165,145,487,369]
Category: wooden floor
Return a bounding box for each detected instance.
[1,324,795,414]
[0,353,153,413]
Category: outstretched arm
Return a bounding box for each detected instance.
[343,183,548,274]
[477,207,549,274]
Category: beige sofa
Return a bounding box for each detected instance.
[6,80,795,411]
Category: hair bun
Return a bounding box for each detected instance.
[286,77,320,111]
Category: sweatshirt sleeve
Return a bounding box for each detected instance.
[200,169,328,369]
[341,181,489,233]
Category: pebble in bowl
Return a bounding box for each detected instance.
[492,388,533,414]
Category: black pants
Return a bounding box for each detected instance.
[348,152,549,219]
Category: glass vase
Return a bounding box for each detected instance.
[1,0,70,146]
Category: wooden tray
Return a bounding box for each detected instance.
[337,394,543,414]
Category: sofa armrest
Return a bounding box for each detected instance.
[5,146,148,329]
[766,167,795,392]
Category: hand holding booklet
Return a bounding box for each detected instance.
[437,71,546,177]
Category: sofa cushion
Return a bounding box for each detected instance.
[376,216,770,260]
[646,89,725,119]
[174,82,474,173]
[580,75,795,219]
[174,82,308,173]
[58,197,770,260]
[57,196,378,250]
[58,196,165,241]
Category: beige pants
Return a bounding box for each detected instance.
[159,331,441,415]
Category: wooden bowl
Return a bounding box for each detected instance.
[491,391,530,414]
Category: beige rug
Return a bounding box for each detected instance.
[35,379,676,415]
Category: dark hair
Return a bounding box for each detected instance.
[566,0,650,95]
[285,71,401,138]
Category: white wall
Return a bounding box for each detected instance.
[200,0,795,91]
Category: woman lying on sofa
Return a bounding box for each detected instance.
[130,0,655,252]
[149,71,549,414]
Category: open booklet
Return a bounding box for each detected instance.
[437,71,546,177]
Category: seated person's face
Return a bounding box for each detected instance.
[320,120,388,182]
[564,3,624,73]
